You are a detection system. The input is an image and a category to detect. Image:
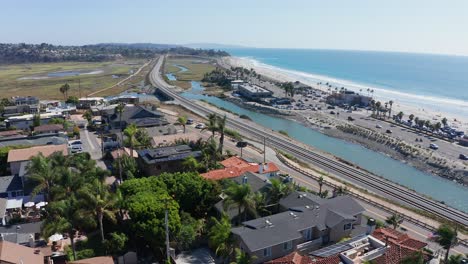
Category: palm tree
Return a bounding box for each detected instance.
[385,214,403,229]
[252,192,270,217]
[124,123,138,158]
[224,183,255,224]
[441,117,448,127]
[434,223,458,263]
[59,83,70,100]
[217,115,227,155]
[78,180,117,242]
[177,116,187,133]
[27,153,59,202]
[206,113,218,138]
[42,196,95,260]
[317,176,324,195]
[375,101,382,117]
[447,254,464,264]
[114,103,125,144]
[397,111,404,120]
[269,178,293,213]
[208,214,233,261]
[388,100,393,118]
[334,186,348,197]
[231,248,256,264]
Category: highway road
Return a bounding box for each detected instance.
[149,56,468,228]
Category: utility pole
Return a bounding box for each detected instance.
[165,199,170,263]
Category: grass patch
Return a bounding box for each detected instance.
[0,60,146,99]
[224,128,243,141]
[278,130,289,137]
[163,57,216,89]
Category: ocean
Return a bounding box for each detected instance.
[225,48,468,119]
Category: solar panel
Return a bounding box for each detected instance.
[309,234,367,257]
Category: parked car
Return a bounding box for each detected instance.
[70,145,83,154]
[186,118,194,125]
[429,143,439,150]
[329,111,335,115]
[347,116,355,121]
[68,140,83,147]
[386,129,392,134]
[376,124,382,129]
[459,154,468,160]
[195,123,205,129]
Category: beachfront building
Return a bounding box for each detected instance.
[238,84,273,100]
[231,79,245,89]
[326,90,371,107]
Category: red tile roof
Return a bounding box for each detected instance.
[69,256,114,264]
[267,228,428,264]
[202,156,280,180]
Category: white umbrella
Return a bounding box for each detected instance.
[49,233,63,242]
[35,201,48,209]
[24,202,35,208]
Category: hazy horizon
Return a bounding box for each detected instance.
[2,0,468,56]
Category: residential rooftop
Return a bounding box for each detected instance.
[137,144,201,164]
[202,156,280,180]
[7,144,68,163]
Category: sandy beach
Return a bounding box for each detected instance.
[222,56,468,132]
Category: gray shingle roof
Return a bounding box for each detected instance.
[232,194,365,252]
[0,198,7,218]
[137,145,201,164]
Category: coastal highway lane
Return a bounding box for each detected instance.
[149,56,468,227]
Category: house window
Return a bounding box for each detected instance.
[283,241,293,251]
[304,228,312,240]
[344,223,352,230]
[263,247,271,257]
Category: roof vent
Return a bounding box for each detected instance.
[265,218,273,227]
[289,212,298,218]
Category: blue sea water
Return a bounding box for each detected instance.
[225,48,468,118]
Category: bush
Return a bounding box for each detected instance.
[239,114,251,120]
[224,128,242,141]
[278,130,289,137]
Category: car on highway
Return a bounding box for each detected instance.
[429,143,439,150]
[459,154,468,160]
[386,129,392,134]
[376,124,382,129]
[195,123,205,129]
[329,111,335,115]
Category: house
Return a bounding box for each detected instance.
[0,221,42,244]
[4,112,64,130]
[109,147,138,160]
[0,133,68,148]
[201,156,280,180]
[238,84,273,100]
[0,239,44,264]
[0,130,24,139]
[0,175,23,199]
[7,144,68,176]
[137,145,202,176]
[266,227,430,264]
[102,105,169,130]
[231,194,365,263]
[11,96,39,106]
[107,94,140,105]
[33,124,64,135]
[77,97,105,109]
[0,198,6,225]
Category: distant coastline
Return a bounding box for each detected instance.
[222,49,468,131]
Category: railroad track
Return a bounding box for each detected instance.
[150,57,468,228]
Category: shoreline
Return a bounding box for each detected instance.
[222,56,468,132]
[216,56,468,185]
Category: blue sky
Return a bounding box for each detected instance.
[2,0,468,56]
